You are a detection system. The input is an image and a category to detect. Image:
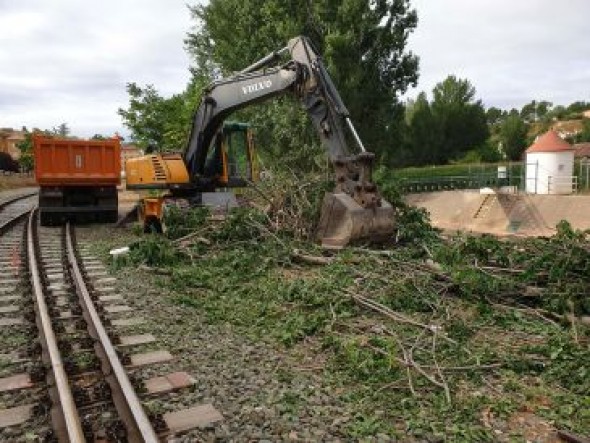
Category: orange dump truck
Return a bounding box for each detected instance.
[33,135,121,225]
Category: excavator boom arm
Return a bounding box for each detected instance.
[180,36,395,247]
[184,67,298,176]
[184,36,357,176]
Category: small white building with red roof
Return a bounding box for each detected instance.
[525,130,575,194]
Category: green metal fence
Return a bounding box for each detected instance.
[396,161,590,194]
[396,163,524,193]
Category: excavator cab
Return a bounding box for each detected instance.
[205,122,257,188]
[126,122,257,232]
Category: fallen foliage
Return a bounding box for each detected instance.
[115,174,590,439]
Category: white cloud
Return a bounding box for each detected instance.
[0,0,194,137]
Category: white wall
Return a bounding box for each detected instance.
[525,151,575,194]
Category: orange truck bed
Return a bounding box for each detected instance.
[34,135,121,186]
[33,135,121,225]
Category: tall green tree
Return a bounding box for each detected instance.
[185,0,419,167]
[430,76,489,161]
[520,100,553,123]
[403,92,442,164]
[16,127,50,171]
[498,114,529,160]
[520,100,538,123]
[566,101,590,114]
[536,101,553,121]
[118,79,204,152]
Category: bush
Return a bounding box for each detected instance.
[18,154,34,172]
[0,152,19,172]
[128,236,186,266]
[163,206,209,240]
[374,166,440,246]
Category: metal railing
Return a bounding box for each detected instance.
[396,160,590,194]
[548,176,578,194]
[399,174,523,193]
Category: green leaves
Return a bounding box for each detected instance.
[118,78,206,152]
[162,206,210,240]
[186,0,419,166]
[498,114,529,160]
[402,76,489,166]
[128,236,186,267]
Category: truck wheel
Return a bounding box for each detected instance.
[39,212,52,226]
[107,210,119,223]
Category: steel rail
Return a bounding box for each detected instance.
[65,222,159,443]
[0,190,38,211]
[27,210,86,442]
[0,208,31,234]
[0,193,37,233]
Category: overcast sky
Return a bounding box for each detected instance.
[409,0,590,108]
[0,0,589,138]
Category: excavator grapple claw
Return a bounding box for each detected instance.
[316,192,395,249]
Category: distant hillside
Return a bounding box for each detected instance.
[529,118,588,139]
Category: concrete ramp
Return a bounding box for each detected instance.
[406,191,485,231]
[406,191,590,236]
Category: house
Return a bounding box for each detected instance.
[0,128,25,160]
[574,142,590,161]
[525,130,575,194]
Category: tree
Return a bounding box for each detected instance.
[52,123,70,137]
[185,0,419,167]
[498,114,528,160]
[430,76,489,161]
[549,105,567,120]
[520,100,553,123]
[403,92,442,164]
[118,79,204,152]
[0,152,19,172]
[118,83,173,149]
[486,107,505,127]
[566,101,590,114]
[16,128,43,171]
[574,119,590,143]
[520,100,537,123]
[399,76,489,166]
[536,101,553,120]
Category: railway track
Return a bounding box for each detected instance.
[0,197,221,442]
[0,192,37,229]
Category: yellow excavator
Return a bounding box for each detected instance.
[125,121,256,231]
[125,36,394,248]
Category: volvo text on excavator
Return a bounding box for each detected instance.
[125,36,395,248]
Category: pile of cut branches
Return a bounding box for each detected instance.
[243,170,333,240]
